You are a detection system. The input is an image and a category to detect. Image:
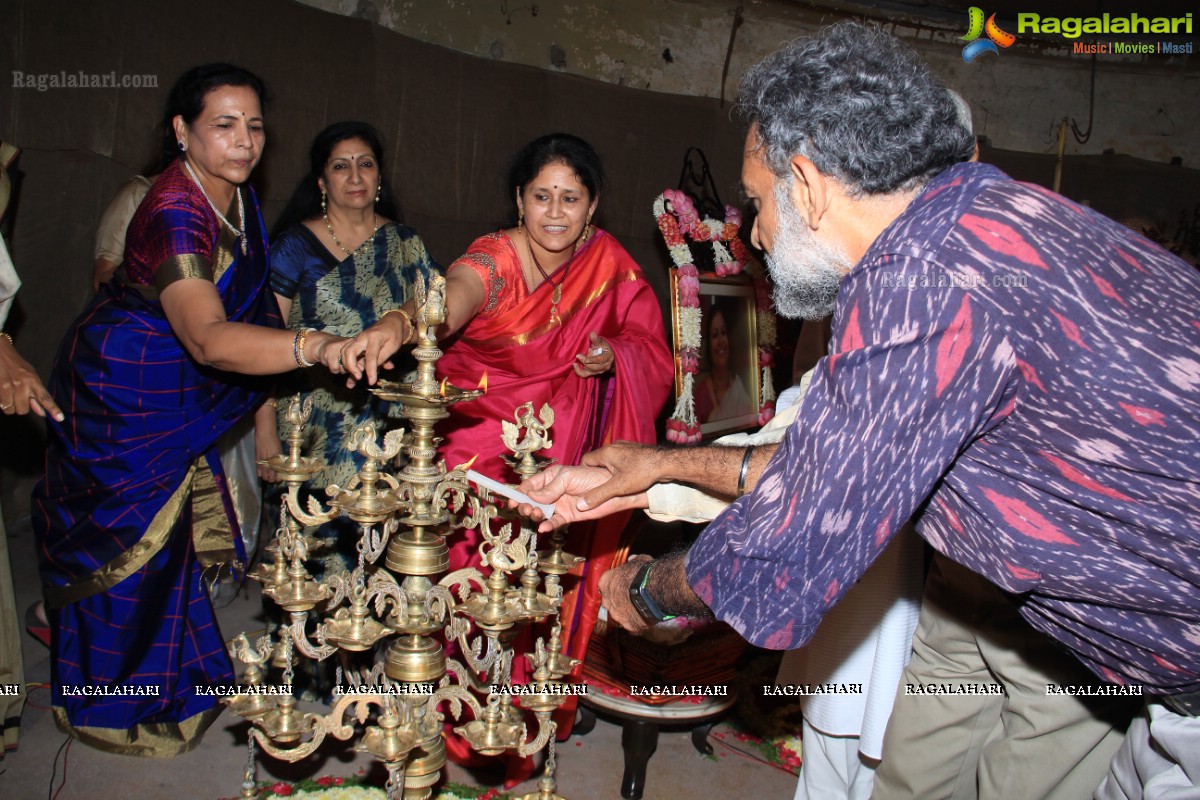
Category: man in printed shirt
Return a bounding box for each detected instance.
[520,22,1200,800]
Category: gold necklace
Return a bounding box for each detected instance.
[325,210,380,257]
[526,233,572,325]
[182,159,247,255]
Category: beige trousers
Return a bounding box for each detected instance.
[871,555,1138,800]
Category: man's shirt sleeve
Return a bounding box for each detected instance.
[685,257,1018,649]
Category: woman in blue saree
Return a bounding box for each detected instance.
[259,122,439,580]
[31,64,347,756]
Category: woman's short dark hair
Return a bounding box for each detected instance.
[507,133,606,203]
[271,121,400,238]
[158,63,268,170]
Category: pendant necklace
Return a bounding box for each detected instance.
[526,232,571,325]
[182,159,247,254]
[325,210,381,257]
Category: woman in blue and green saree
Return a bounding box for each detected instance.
[31,64,347,756]
[259,121,439,582]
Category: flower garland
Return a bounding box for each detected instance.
[654,190,777,445]
[242,775,514,800]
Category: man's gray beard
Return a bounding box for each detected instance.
[764,182,851,320]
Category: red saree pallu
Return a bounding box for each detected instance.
[437,230,672,774]
[31,162,279,755]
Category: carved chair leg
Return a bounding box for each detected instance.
[620,719,660,800]
[574,704,597,736]
[691,721,716,755]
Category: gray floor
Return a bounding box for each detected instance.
[1,515,796,799]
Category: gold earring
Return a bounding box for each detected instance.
[375,182,382,204]
[321,187,327,215]
[518,209,525,232]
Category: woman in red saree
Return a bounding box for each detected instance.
[342,133,672,778]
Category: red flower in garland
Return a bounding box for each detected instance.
[268,782,293,797]
[729,238,753,266]
[656,213,685,247]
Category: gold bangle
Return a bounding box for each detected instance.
[0,332,12,346]
[294,327,316,368]
[381,308,415,344]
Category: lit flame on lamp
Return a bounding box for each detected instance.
[477,372,488,393]
[438,377,448,398]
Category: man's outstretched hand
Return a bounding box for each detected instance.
[515,464,649,532]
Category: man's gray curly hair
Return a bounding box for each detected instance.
[737,22,976,196]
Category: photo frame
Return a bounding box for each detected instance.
[671,274,761,438]
[655,185,776,445]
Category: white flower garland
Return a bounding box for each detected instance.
[654,190,778,444]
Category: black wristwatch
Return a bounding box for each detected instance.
[628,560,676,625]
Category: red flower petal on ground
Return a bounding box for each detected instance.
[960,214,1048,269]
[983,488,1078,545]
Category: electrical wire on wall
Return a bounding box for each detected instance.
[720,1,745,107]
[1071,52,1097,144]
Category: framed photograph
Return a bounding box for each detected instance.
[672,274,760,438]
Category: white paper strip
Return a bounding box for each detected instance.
[465,469,557,519]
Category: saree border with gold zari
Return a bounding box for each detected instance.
[31,163,279,755]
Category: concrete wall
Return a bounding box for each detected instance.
[300,0,1200,165]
